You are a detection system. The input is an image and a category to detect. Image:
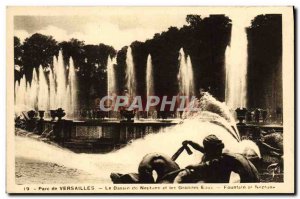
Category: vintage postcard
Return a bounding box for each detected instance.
[6,6,294,194]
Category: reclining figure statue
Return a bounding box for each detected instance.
[110,135,260,184]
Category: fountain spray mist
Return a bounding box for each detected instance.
[146,54,154,98]
[107,56,116,96]
[38,65,49,111]
[146,54,154,117]
[55,50,67,109]
[125,47,136,96]
[29,69,38,110]
[67,58,78,118]
[178,48,194,97]
[225,15,253,109]
[14,50,78,118]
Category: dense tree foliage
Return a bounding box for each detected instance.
[59,38,85,67]
[14,36,23,81]
[182,15,231,100]
[22,33,59,81]
[81,44,116,107]
[116,15,231,102]
[247,14,282,113]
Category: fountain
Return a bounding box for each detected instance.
[107,56,117,97]
[29,69,38,110]
[15,69,37,112]
[107,56,117,118]
[66,58,78,118]
[55,50,67,111]
[49,66,56,110]
[37,65,49,111]
[178,48,194,97]
[146,54,154,98]
[14,50,78,119]
[15,92,262,183]
[146,54,154,117]
[225,16,251,110]
[177,48,195,112]
[125,47,136,97]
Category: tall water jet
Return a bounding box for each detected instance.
[49,69,56,110]
[225,16,251,109]
[64,85,71,115]
[55,50,67,109]
[125,47,136,96]
[146,54,154,97]
[15,70,38,112]
[146,54,154,117]
[186,56,194,96]
[178,48,195,98]
[29,69,38,110]
[67,57,78,118]
[14,50,78,119]
[107,56,116,97]
[26,81,31,110]
[37,65,49,111]
[14,81,19,106]
[15,76,26,112]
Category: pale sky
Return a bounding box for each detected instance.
[14,15,189,50]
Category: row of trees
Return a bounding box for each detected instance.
[116,14,231,100]
[15,14,232,108]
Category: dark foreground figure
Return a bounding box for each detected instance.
[111,135,259,183]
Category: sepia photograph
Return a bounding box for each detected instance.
[6,6,294,194]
